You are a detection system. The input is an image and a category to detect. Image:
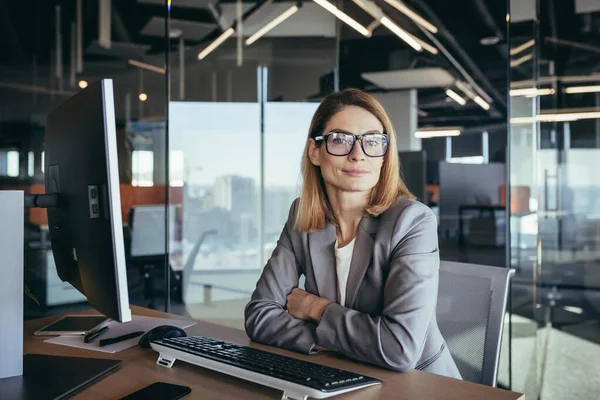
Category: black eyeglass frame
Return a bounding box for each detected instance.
[314,132,390,157]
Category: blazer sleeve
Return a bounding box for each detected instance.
[244,200,318,354]
[315,202,439,372]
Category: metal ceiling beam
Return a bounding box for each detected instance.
[546,37,600,56]
[208,2,228,32]
[191,0,273,57]
[471,0,509,61]
[409,0,507,111]
[111,7,133,43]
[472,0,504,42]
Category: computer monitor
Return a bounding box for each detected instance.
[44,79,131,323]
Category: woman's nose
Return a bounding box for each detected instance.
[349,139,366,160]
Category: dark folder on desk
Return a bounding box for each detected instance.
[0,354,120,400]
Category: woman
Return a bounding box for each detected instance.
[244,89,461,378]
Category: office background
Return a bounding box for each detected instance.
[1,0,599,398]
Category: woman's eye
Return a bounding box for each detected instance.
[365,138,383,147]
[332,137,349,145]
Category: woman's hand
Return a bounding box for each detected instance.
[286,288,332,323]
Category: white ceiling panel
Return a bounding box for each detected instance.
[220,2,336,38]
[362,68,456,89]
[509,0,535,23]
[141,17,216,40]
[138,0,213,8]
[575,0,600,14]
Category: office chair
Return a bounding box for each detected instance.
[125,205,180,309]
[125,205,218,308]
[181,229,217,303]
[437,261,514,387]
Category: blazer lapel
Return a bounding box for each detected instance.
[308,223,338,302]
[345,216,379,308]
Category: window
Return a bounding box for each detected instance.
[132,150,154,187]
[28,152,34,177]
[7,151,19,177]
[447,156,485,164]
[170,102,260,274]
[170,150,184,187]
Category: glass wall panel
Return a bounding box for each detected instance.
[263,102,319,257]
[509,0,600,398]
[506,0,541,396]
[534,1,600,397]
[168,100,320,327]
[169,102,260,312]
[0,1,170,317]
[166,0,337,326]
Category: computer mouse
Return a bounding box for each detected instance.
[138,325,187,349]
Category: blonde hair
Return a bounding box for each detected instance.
[295,88,414,232]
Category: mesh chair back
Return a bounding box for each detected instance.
[437,261,514,387]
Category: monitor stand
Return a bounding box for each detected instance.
[0,354,121,400]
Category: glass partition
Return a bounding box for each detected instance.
[0,1,170,317]
[169,101,260,311]
[168,99,320,328]
[508,0,600,397]
[165,0,337,326]
[263,102,319,256]
[506,0,541,395]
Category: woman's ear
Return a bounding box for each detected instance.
[307,138,321,166]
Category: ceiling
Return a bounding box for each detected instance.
[0,0,599,136]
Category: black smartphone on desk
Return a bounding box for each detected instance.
[120,382,191,400]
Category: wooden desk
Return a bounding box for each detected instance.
[24,306,524,400]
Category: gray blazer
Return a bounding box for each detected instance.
[245,198,461,379]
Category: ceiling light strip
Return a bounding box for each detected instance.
[246,5,300,46]
[380,17,421,51]
[473,96,490,110]
[352,0,437,54]
[510,39,534,56]
[198,27,235,60]
[415,128,462,138]
[509,88,555,97]
[446,89,466,105]
[510,53,533,68]
[511,111,600,124]
[313,0,370,37]
[565,85,600,94]
[128,59,166,74]
[383,0,438,34]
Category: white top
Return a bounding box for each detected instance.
[335,238,356,305]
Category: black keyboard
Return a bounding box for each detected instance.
[152,336,381,393]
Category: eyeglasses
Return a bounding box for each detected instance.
[314,132,390,157]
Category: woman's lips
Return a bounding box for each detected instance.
[343,169,369,177]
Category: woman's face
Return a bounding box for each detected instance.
[308,106,385,195]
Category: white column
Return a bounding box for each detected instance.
[372,90,420,151]
[482,131,489,163]
[98,0,112,49]
[153,129,167,186]
[0,191,24,379]
[179,37,185,101]
[446,136,453,161]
